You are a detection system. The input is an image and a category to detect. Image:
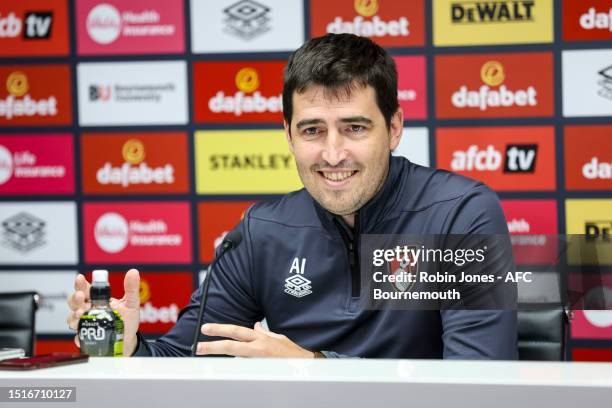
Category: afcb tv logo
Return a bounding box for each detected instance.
[451,144,538,173]
[0,11,53,39]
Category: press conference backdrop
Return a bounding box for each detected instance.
[0,0,610,361]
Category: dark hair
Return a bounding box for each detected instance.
[282,33,399,130]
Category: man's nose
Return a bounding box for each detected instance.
[321,130,348,167]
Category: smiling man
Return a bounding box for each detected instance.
[67,34,517,359]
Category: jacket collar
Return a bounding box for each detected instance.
[312,155,406,234]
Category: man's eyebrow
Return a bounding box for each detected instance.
[295,118,325,129]
[338,116,373,125]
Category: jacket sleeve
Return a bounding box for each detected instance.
[440,184,518,360]
[133,209,263,357]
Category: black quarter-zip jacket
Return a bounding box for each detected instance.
[135,156,518,359]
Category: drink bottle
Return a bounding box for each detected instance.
[78,270,124,357]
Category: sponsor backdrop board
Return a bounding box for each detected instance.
[77,61,188,126]
[0,202,78,264]
[0,0,70,56]
[190,0,304,53]
[0,0,610,361]
[76,0,185,55]
[433,0,554,46]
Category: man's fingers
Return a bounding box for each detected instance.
[74,274,91,296]
[67,290,89,311]
[201,323,257,342]
[123,269,141,309]
[66,307,85,330]
[73,335,80,348]
[254,321,285,339]
[196,340,254,357]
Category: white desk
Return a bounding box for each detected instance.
[1,358,611,408]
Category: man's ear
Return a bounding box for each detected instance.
[284,120,294,154]
[389,108,404,151]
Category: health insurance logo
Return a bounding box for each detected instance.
[208,66,282,117]
[223,0,271,40]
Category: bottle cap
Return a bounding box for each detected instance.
[92,270,109,284]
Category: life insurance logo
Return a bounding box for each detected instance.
[0,10,53,39]
[85,3,177,45]
[223,0,271,40]
[284,257,313,298]
[208,67,282,117]
[451,60,537,112]
[0,143,67,187]
[96,139,175,188]
[0,71,58,121]
[94,212,183,254]
[326,0,410,38]
[597,65,612,101]
[450,1,535,24]
[450,144,538,173]
[1,212,46,253]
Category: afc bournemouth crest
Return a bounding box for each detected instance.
[386,245,419,292]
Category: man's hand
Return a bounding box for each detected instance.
[196,322,315,358]
[66,269,141,356]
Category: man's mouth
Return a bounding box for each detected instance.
[317,170,358,185]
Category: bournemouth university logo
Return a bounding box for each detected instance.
[95,139,175,188]
[284,257,313,298]
[452,60,537,112]
[1,212,46,253]
[223,0,271,40]
[208,67,282,116]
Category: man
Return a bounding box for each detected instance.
[67,34,517,359]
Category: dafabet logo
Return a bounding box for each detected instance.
[76,0,184,55]
[0,0,69,56]
[563,0,612,42]
[81,132,189,194]
[108,271,192,333]
[436,126,556,191]
[0,66,72,126]
[0,134,74,195]
[198,201,254,263]
[435,53,553,119]
[433,0,553,46]
[195,130,301,194]
[194,61,284,123]
[564,125,612,191]
[310,0,424,47]
[84,202,192,264]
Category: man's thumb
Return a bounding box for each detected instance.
[123,269,141,309]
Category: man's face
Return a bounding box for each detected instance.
[285,84,403,217]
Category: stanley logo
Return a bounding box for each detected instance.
[451,1,535,24]
[355,0,379,17]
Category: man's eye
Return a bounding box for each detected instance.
[348,125,365,133]
[303,127,320,136]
